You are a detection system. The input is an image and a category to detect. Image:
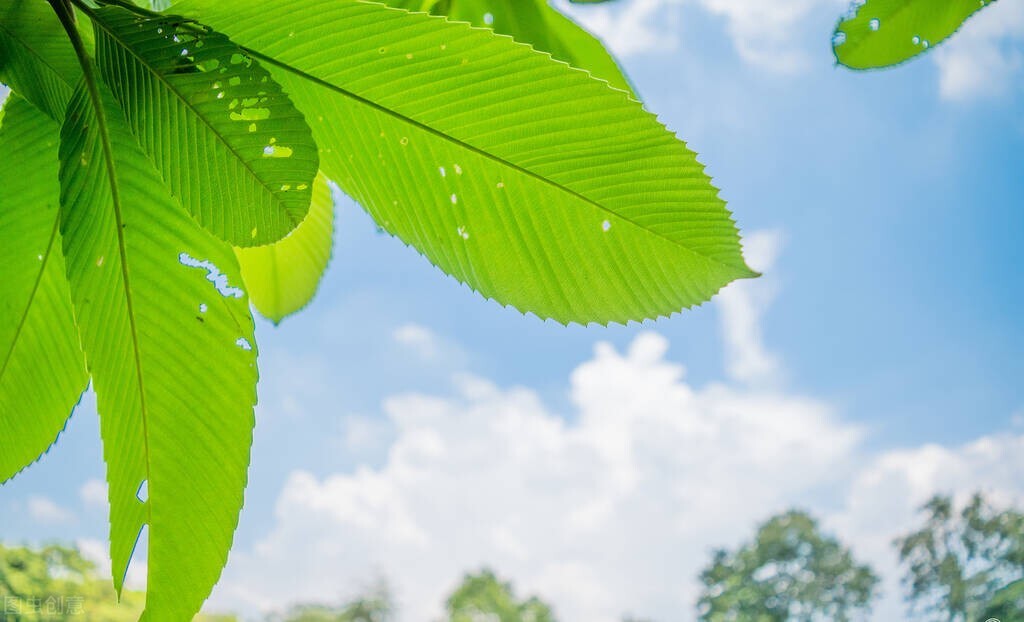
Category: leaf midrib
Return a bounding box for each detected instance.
[84,79,156,532]
[89,9,304,228]
[0,218,60,385]
[53,0,155,530]
[0,19,77,107]
[242,46,753,276]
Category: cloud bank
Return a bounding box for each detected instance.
[562,0,1024,99]
[210,232,1024,621]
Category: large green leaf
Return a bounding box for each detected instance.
[0,95,87,484]
[176,0,756,325]
[833,0,998,69]
[58,73,257,618]
[235,171,334,323]
[0,0,80,120]
[385,0,635,94]
[88,3,319,246]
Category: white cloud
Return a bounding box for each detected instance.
[392,323,441,360]
[561,0,839,73]
[79,479,108,509]
[932,1,1024,101]
[559,0,682,59]
[692,0,836,73]
[209,232,1024,621]
[217,332,861,621]
[564,0,1024,98]
[27,496,75,525]
[716,230,784,386]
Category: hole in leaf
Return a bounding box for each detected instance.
[178,252,244,298]
[262,144,293,158]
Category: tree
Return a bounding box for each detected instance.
[832,0,997,70]
[0,543,235,621]
[895,493,1024,621]
[0,0,754,618]
[697,510,879,622]
[444,569,557,622]
[272,583,391,622]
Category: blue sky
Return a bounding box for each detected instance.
[2,0,1023,620]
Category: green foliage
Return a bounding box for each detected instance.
[89,4,318,246]
[235,172,334,323]
[384,0,635,94]
[0,543,237,621]
[0,0,754,617]
[895,493,1024,621]
[697,510,879,622]
[0,0,80,121]
[0,95,86,484]
[60,70,258,617]
[833,0,998,69]
[445,569,557,622]
[981,579,1024,620]
[179,0,754,325]
[270,571,553,622]
[271,584,391,622]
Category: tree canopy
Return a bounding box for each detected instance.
[0,543,236,622]
[445,569,557,622]
[895,493,1024,621]
[697,510,879,622]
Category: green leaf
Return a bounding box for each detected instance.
[176,0,756,325]
[0,0,80,120]
[235,171,334,323]
[385,0,635,94]
[58,74,257,618]
[833,0,998,69]
[89,3,319,246]
[0,94,87,484]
